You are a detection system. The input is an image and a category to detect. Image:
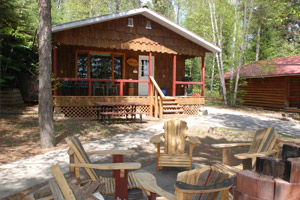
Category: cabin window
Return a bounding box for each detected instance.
[77,52,88,78]
[146,21,152,29]
[90,53,112,79]
[76,51,123,79]
[114,55,123,79]
[128,18,134,27]
[140,59,149,77]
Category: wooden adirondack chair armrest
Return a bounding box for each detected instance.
[134,170,176,200]
[175,178,233,194]
[188,136,201,145]
[211,143,252,149]
[70,162,141,170]
[211,143,252,166]
[150,133,164,144]
[234,150,277,160]
[86,150,135,156]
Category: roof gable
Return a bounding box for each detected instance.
[224,55,300,79]
[52,8,221,54]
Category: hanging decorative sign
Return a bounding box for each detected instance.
[127,58,138,67]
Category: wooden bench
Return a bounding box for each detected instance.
[98,111,147,124]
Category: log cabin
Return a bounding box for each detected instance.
[51,7,221,118]
[224,55,300,112]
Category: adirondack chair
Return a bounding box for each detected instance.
[211,126,280,172]
[65,136,141,200]
[134,165,233,200]
[50,165,105,200]
[150,119,201,171]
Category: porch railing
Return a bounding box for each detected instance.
[149,76,165,118]
[174,81,204,96]
[53,78,149,96]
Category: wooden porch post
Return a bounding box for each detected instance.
[201,56,205,97]
[149,52,153,116]
[172,55,177,96]
[53,45,57,96]
[148,52,152,95]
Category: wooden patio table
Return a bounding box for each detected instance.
[94,102,147,124]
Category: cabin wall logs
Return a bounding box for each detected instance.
[226,76,300,110]
[53,15,207,57]
[55,45,186,96]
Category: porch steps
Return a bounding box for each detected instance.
[163,101,179,105]
[161,97,185,118]
[162,105,182,109]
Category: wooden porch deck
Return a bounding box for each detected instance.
[53,96,205,118]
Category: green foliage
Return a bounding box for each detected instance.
[151,0,176,20]
[56,0,142,23]
[0,0,38,88]
[183,0,299,105]
[247,0,300,62]
[205,90,223,106]
[1,0,299,94]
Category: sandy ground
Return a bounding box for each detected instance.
[1,105,300,199]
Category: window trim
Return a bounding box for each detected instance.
[75,50,125,80]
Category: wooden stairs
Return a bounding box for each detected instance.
[161,97,186,119]
[149,76,186,119]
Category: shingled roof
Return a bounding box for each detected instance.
[224,55,300,79]
[51,7,221,54]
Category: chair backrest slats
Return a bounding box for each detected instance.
[66,136,98,181]
[177,166,230,200]
[248,127,277,154]
[164,119,188,154]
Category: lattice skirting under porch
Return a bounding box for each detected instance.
[54,104,202,118]
[54,105,150,118]
[181,104,202,115]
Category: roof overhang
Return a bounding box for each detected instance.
[52,8,221,54]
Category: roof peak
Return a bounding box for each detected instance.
[51,8,221,54]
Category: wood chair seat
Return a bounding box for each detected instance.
[158,154,192,168]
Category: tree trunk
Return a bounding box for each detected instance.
[38,0,55,149]
[89,0,93,17]
[115,0,120,12]
[208,0,227,105]
[232,0,253,106]
[255,24,261,61]
[229,0,239,106]
[176,0,180,24]
[132,0,141,8]
[210,55,215,94]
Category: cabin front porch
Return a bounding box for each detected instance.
[52,46,206,119]
[53,95,204,118]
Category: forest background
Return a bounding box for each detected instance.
[1,0,300,106]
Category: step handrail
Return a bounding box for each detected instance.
[149,76,165,118]
[149,76,165,99]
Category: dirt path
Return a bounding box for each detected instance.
[1,105,300,199]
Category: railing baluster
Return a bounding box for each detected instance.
[150,82,153,117]
[159,97,163,119]
[88,80,92,96]
[154,89,158,118]
[120,80,123,96]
